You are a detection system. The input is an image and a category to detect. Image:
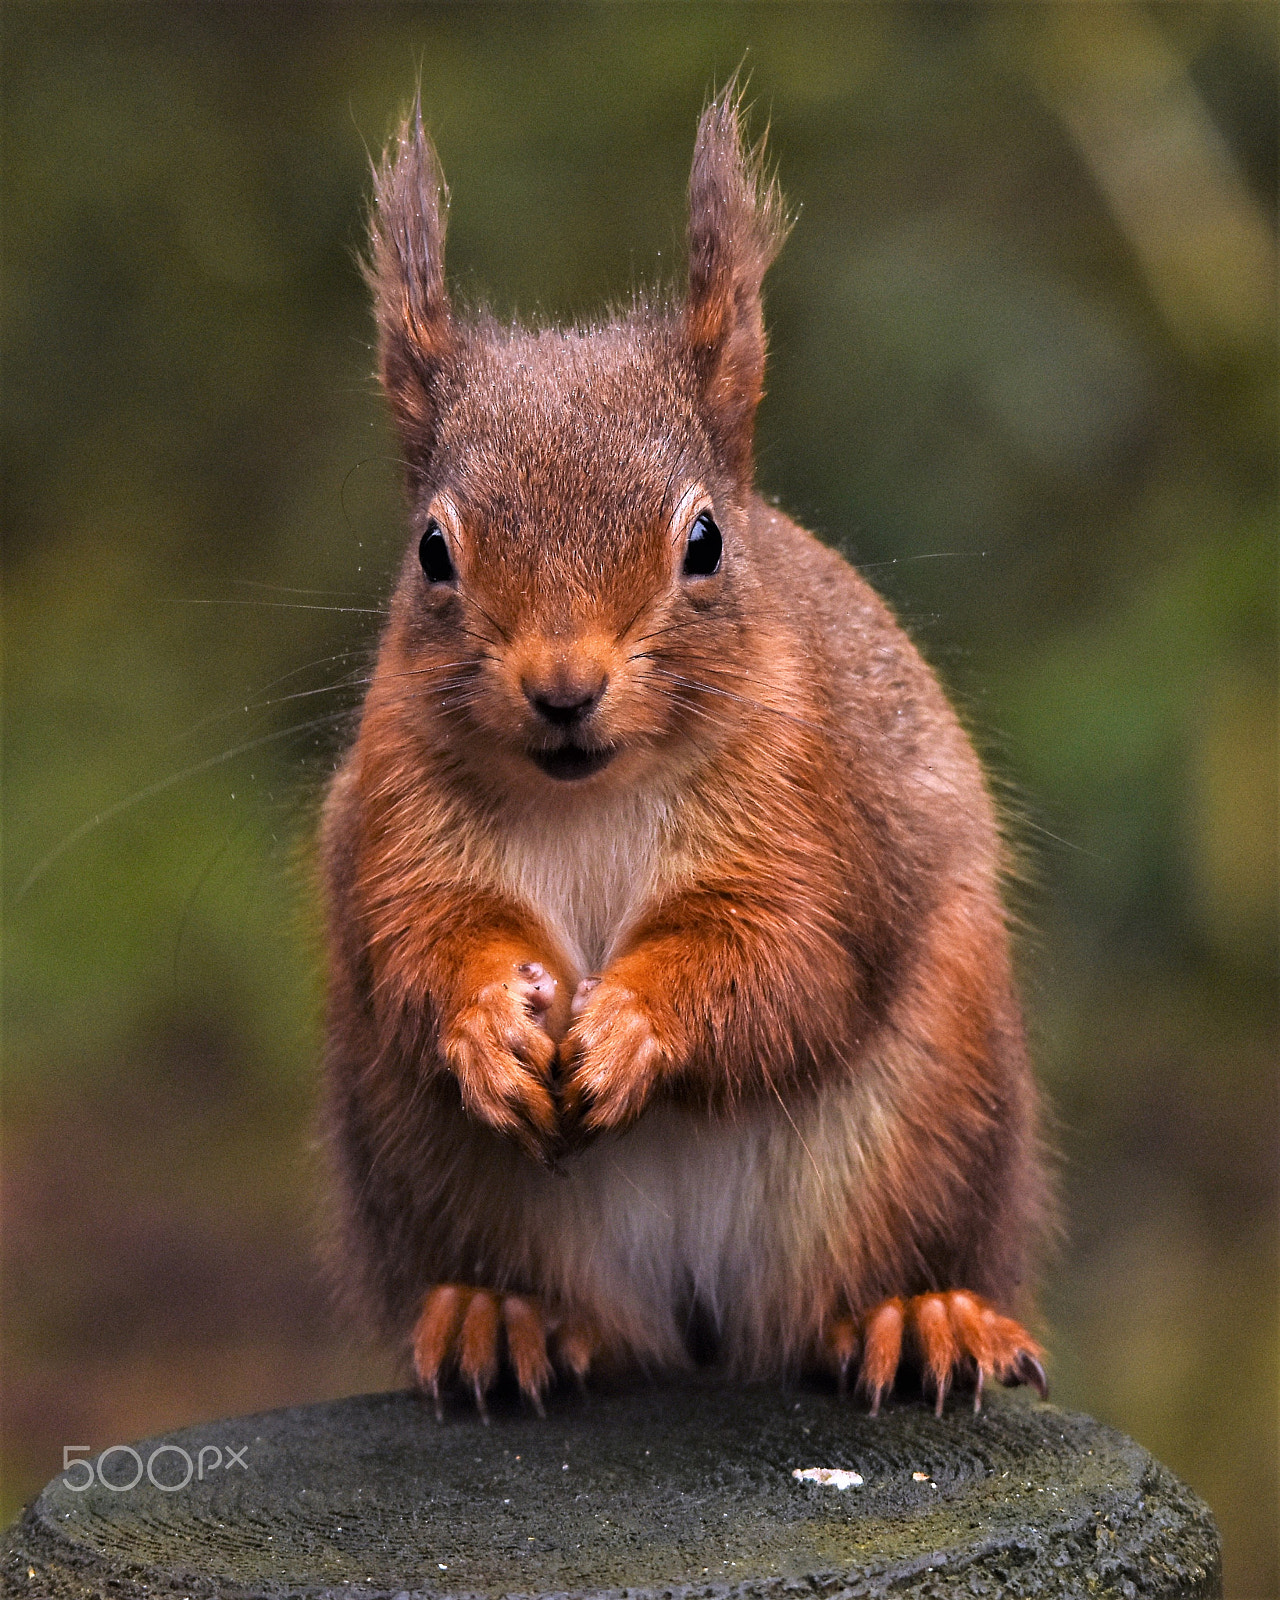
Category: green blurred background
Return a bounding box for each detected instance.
[4,3,1276,1591]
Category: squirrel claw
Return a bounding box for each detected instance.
[411,1286,596,1418]
[830,1291,1046,1415]
[1007,1348,1049,1399]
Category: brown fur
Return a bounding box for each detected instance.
[320,88,1050,1409]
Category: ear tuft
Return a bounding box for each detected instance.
[366,97,455,475]
[684,82,792,477]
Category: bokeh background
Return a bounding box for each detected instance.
[4,4,1276,1592]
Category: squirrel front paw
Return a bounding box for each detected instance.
[443,962,562,1160]
[559,975,669,1137]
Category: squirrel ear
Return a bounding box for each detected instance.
[682,86,790,479]
[366,100,456,476]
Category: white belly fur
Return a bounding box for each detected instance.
[475,1057,901,1375]
[491,782,684,975]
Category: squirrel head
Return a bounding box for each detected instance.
[364,89,791,792]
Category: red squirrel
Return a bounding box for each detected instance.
[320,89,1050,1421]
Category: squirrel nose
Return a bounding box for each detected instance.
[524,671,607,727]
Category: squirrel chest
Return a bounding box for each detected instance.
[489,782,686,979]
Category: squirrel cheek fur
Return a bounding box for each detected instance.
[320,89,1051,1419]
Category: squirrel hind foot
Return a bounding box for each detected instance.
[826,1291,1046,1417]
[412,1285,599,1420]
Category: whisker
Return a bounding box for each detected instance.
[205,678,373,724]
[438,689,486,712]
[218,660,489,735]
[616,593,658,645]
[171,811,255,985]
[1017,816,1105,861]
[660,652,826,694]
[854,550,979,573]
[233,579,387,600]
[169,649,368,746]
[159,597,388,616]
[206,661,488,734]
[647,665,828,735]
[184,658,484,745]
[608,1158,674,1221]
[15,708,356,902]
[769,1077,835,1212]
[420,676,478,699]
[376,659,481,681]
[631,618,695,648]
[465,596,511,646]
[457,628,503,660]
[646,683,721,728]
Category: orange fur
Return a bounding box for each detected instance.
[319,87,1051,1417]
[458,1291,502,1402]
[859,1300,905,1416]
[555,1314,601,1384]
[501,1295,553,1410]
[413,1284,470,1388]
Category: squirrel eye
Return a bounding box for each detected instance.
[418,520,456,584]
[682,511,722,578]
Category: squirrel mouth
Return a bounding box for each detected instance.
[528,742,617,781]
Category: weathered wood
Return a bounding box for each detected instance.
[2,1380,1220,1599]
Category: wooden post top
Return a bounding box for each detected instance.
[3,1380,1221,1599]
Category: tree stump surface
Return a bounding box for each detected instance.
[3,1381,1220,1600]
